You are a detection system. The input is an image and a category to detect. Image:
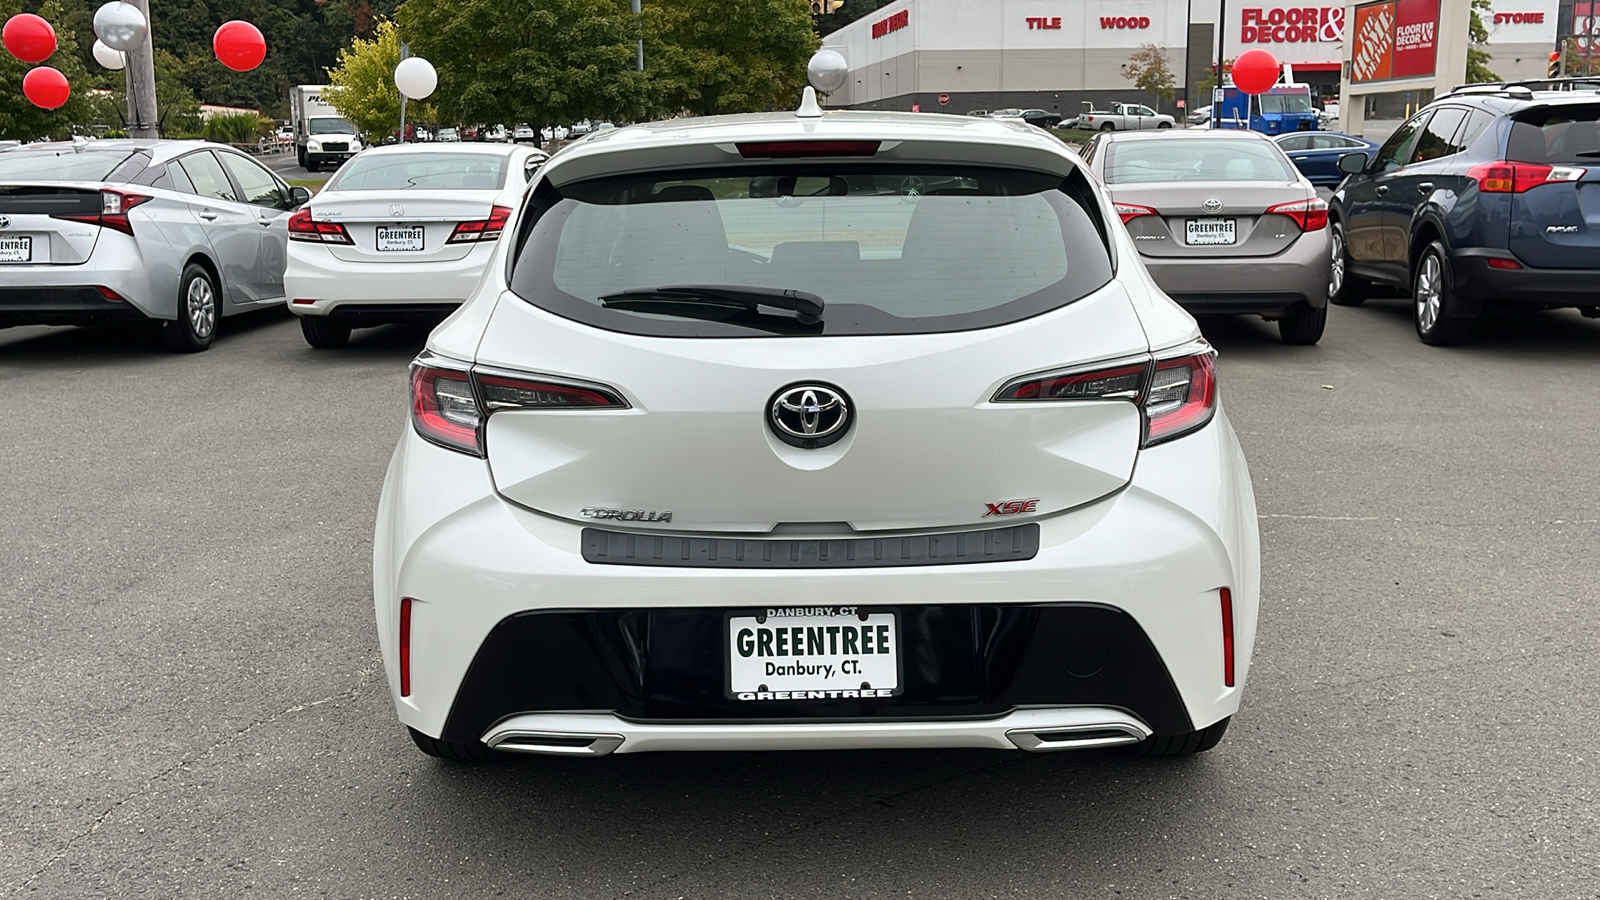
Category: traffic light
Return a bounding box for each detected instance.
[1549,50,1561,78]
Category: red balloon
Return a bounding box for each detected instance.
[22,66,70,110]
[1231,49,1281,96]
[3,13,57,64]
[213,20,266,72]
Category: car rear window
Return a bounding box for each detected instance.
[324,152,508,191]
[1506,104,1600,164]
[0,149,135,181]
[1104,139,1298,183]
[507,165,1113,337]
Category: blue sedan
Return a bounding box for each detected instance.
[1274,132,1377,186]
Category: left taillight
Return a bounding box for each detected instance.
[1265,197,1329,232]
[287,207,353,244]
[447,205,513,244]
[409,355,629,457]
[51,188,152,236]
[992,343,1218,448]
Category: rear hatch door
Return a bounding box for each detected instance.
[309,189,502,263]
[1505,104,1600,269]
[0,185,105,265]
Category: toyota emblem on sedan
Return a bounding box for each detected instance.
[0,216,10,229]
[769,384,852,448]
[1202,198,1223,213]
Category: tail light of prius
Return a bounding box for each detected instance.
[286,207,354,244]
[447,205,513,244]
[1466,161,1584,193]
[50,188,152,236]
[409,356,630,457]
[992,343,1218,447]
[1264,197,1328,231]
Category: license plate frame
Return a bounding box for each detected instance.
[375,225,424,252]
[0,235,33,263]
[1186,217,1237,246]
[725,607,901,701]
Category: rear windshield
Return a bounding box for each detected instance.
[0,149,133,182]
[1507,104,1600,165]
[1103,139,1298,183]
[507,165,1113,337]
[325,153,507,191]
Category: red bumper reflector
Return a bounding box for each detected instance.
[94,285,126,301]
[1220,587,1235,687]
[399,597,413,697]
[1486,257,1523,270]
[291,298,316,305]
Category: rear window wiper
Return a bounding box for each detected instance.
[599,285,825,325]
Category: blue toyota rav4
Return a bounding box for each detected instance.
[1328,83,1600,345]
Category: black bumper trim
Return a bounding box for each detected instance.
[438,603,1196,743]
[1164,291,1316,315]
[581,523,1040,569]
[0,286,150,325]
[322,302,459,324]
[1449,252,1600,307]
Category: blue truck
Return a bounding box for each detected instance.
[1214,83,1319,136]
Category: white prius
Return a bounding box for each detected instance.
[284,142,549,348]
[375,89,1261,762]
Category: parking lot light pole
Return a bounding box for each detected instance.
[633,0,643,71]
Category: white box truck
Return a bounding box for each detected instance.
[290,85,363,173]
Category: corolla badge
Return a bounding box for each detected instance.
[768,384,851,448]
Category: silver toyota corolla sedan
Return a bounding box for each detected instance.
[1079,129,1332,345]
[0,139,310,352]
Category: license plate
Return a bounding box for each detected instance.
[0,236,33,262]
[1186,218,1236,246]
[375,225,424,252]
[727,608,899,701]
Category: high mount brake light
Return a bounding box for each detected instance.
[448,205,513,243]
[993,345,1218,448]
[409,358,629,457]
[287,208,354,244]
[1265,197,1329,231]
[1467,161,1584,193]
[1113,202,1159,224]
[735,141,881,159]
[50,188,152,236]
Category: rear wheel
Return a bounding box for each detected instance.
[1328,221,1368,307]
[1128,717,1230,758]
[300,315,351,349]
[408,727,499,762]
[1099,122,1116,132]
[161,263,218,353]
[1413,241,1474,346]
[1278,303,1327,345]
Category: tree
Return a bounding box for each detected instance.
[0,0,96,140]
[646,0,817,116]
[324,19,428,136]
[1122,44,1176,110]
[1466,0,1499,83]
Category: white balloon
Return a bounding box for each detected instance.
[394,57,438,100]
[808,49,848,94]
[92,39,126,70]
[93,2,147,52]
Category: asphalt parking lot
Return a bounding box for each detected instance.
[2,303,1598,898]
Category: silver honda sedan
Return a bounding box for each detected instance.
[0,139,310,352]
[1079,129,1332,345]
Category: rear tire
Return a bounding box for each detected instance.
[1277,303,1327,345]
[161,263,218,353]
[408,727,499,762]
[300,315,351,349]
[1413,240,1474,346]
[1099,122,1116,132]
[1328,220,1368,307]
[1128,717,1230,758]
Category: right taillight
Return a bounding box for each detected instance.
[992,343,1218,447]
[408,355,629,457]
[1113,202,1159,224]
[1265,197,1329,231]
[287,207,353,244]
[1467,161,1584,193]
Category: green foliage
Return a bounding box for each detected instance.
[647,0,818,116]
[203,111,261,143]
[1466,0,1499,83]
[325,19,429,136]
[1123,44,1176,108]
[0,0,96,140]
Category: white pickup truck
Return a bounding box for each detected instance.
[1072,102,1176,132]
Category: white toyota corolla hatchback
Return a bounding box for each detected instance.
[376,99,1261,762]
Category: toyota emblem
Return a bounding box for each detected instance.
[1202,198,1223,213]
[0,215,10,229]
[768,384,851,448]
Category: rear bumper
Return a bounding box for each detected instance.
[284,242,489,317]
[0,286,153,326]
[1449,249,1600,308]
[1141,231,1331,313]
[0,236,161,322]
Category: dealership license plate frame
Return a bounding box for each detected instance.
[0,236,33,263]
[375,224,425,252]
[724,607,902,701]
[1186,217,1237,246]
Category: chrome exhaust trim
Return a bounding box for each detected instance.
[480,708,1151,756]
